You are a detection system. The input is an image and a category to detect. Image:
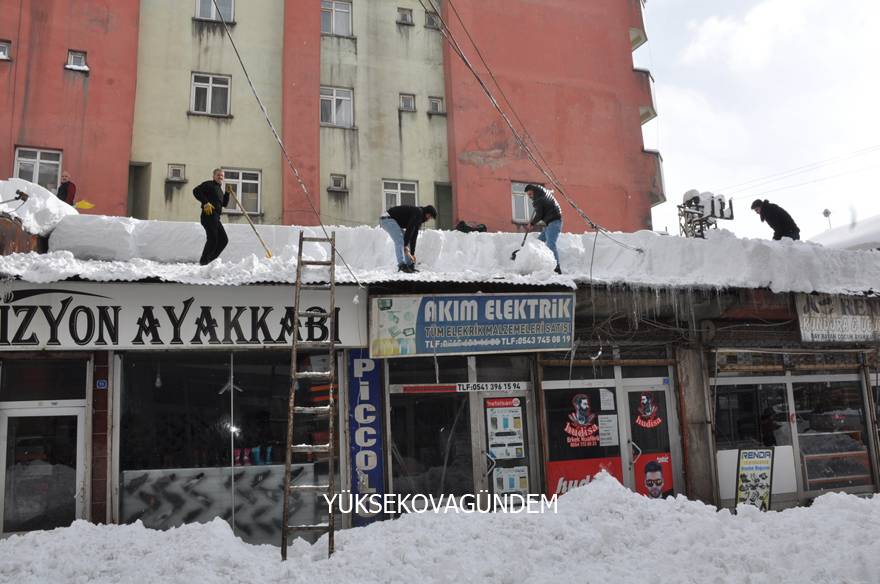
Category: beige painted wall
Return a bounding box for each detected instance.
[130,0,284,225]
[319,0,449,227]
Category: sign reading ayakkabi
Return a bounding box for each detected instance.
[369,293,575,358]
[797,293,880,342]
[0,282,366,350]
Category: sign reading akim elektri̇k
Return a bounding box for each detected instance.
[369,293,575,358]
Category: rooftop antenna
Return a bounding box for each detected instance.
[822,208,832,230]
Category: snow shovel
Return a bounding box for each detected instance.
[0,190,29,212]
[510,231,529,260]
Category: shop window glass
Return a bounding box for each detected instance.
[388,356,468,385]
[793,381,872,491]
[0,360,87,401]
[475,355,531,382]
[542,364,614,382]
[714,384,789,450]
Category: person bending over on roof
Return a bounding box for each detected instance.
[525,184,563,273]
[379,204,436,273]
[751,199,800,241]
[193,168,230,265]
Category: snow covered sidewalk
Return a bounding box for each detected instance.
[1,475,877,584]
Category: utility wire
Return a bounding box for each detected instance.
[210,0,363,288]
[421,0,644,255]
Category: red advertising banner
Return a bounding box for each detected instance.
[546,457,623,496]
[632,452,674,499]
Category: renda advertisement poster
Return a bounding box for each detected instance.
[545,388,622,495]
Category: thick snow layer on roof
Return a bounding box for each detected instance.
[2,475,879,584]
[811,215,880,251]
[1,214,879,294]
[0,178,77,236]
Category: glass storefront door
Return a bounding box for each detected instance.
[0,408,85,534]
[623,386,676,499]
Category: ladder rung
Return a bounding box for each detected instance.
[291,443,330,454]
[295,370,332,380]
[299,284,332,290]
[289,483,330,493]
[298,311,331,319]
[293,405,331,415]
[295,340,335,349]
[302,260,333,266]
[301,236,333,243]
[288,523,330,532]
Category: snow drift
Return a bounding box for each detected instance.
[0,178,78,236]
[0,475,877,584]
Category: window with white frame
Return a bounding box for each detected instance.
[399,93,416,112]
[329,174,347,191]
[167,164,186,182]
[196,0,234,21]
[321,1,352,36]
[222,168,261,214]
[0,41,10,60]
[425,11,441,29]
[383,180,417,209]
[320,87,353,127]
[511,181,538,224]
[428,96,444,114]
[191,73,231,116]
[397,7,413,25]
[66,50,88,71]
[14,148,62,192]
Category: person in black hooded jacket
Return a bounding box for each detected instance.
[751,199,799,241]
[193,168,230,264]
[379,204,436,272]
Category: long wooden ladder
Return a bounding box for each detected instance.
[281,230,338,559]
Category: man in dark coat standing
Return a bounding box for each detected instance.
[193,168,230,265]
[525,184,563,273]
[751,199,800,240]
[56,171,76,205]
[379,204,437,272]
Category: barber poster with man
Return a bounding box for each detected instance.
[628,390,675,499]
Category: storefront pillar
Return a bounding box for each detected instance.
[674,346,718,505]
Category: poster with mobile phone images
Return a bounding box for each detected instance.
[485,398,525,460]
[494,466,529,496]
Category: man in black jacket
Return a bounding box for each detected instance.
[751,199,800,241]
[193,168,230,265]
[56,171,76,205]
[525,184,563,273]
[379,204,437,272]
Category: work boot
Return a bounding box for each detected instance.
[398,263,411,273]
[554,264,562,274]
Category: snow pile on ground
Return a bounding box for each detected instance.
[0,178,78,236]
[1,475,878,584]
[811,215,880,251]
[1,214,879,294]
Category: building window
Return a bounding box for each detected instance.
[320,87,353,127]
[191,73,231,116]
[167,164,186,182]
[399,93,416,112]
[222,168,261,214]
[428,96,445,114]
[321,1,352,36]
[425,11,441,29]
[196,0,234,22]
[329,173,347,191]
[383,180,417,208]
[65,50,89,72]
[511,181,537,224]
[0,41,10,60]
[397,7,413,25]
[14,147,62,192]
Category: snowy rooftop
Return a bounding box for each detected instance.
[1,179,879,295]
[2,476,878,584]
[810,215,880,251]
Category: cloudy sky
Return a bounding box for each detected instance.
[637,0,880,240]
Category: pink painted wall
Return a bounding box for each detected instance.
[443,0,657,233]
[0,0,140,217]
[281,0,320,226]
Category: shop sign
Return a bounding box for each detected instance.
[347,350,386,526]
[0,282,367,350]
[797,293,880,342]
[456,381,527,392]
[369,293,574,358]
[735,449,773,511]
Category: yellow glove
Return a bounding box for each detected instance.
[203,202,215,216]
